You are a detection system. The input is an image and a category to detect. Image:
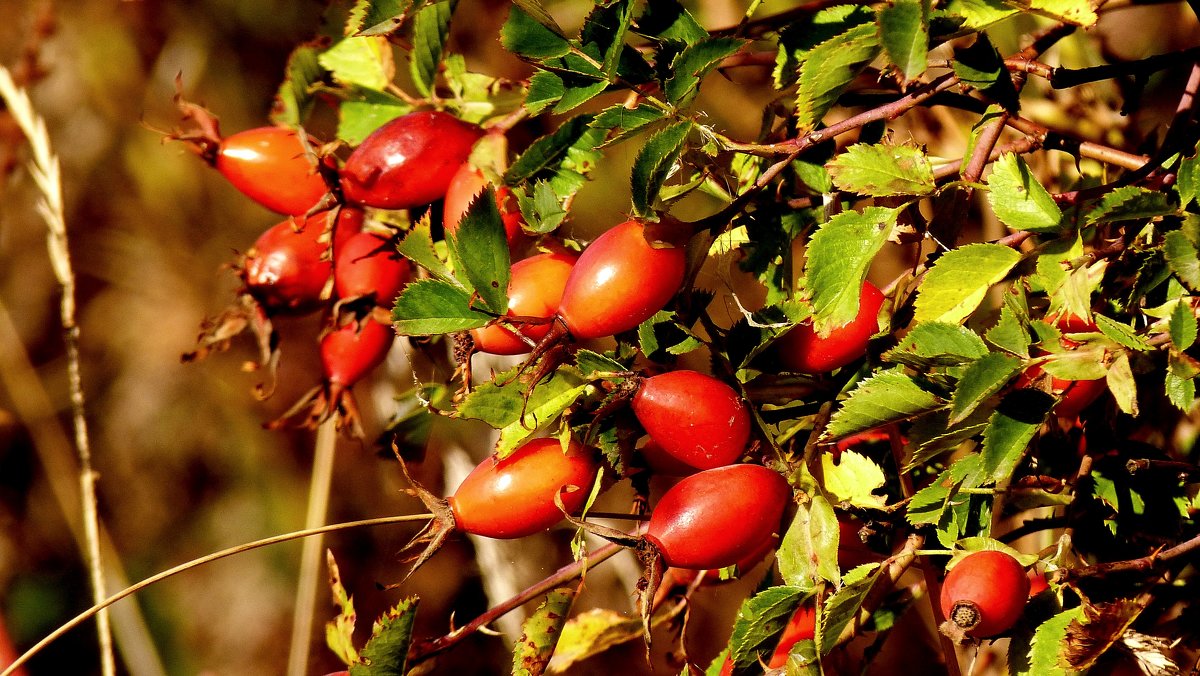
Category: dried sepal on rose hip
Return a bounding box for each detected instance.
[939,550,1030,643]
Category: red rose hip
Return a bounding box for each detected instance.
[777,281,884,374]
[216,126,330,215]
[470,252,577,355]
[631,370,751,470]
[939,550,1029,639]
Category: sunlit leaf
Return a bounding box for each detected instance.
[320,36,394,91]
[826,368,945,439]
[630,120,692,218]
[392,279,492,335]
[986,153,1062,232]
[818,563,882,654]
[779,493,840,589]
[1164,231,1200,292]
[1085,185,1173,225]
[821,451,887,509]
[728,587,806,669]
[949,352,1023,424]
[827,143,935,197]
[913,244,1022,325]
[878,0,930,83]
[795,23,880,131]
[513,588,575,676]
[349,597,418,676]
[805,207,898,335]
[408,1,454,97]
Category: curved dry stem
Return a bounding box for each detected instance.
[0,513,435,676]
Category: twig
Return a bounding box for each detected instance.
[1125,458,1200,477]
[833,532,925,648]
[1061,531,1200,581]
[0,514,436,676]
[285,419,340,676]
[1004,47,1200,90]
[408,540,625,663]
[0,64,115,676]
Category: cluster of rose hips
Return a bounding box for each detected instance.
[178,102,1054,668]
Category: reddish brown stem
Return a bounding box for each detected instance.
[1062,531,1200,581]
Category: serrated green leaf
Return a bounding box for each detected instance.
[1106,350,1138,415]
[885,322,990,368]
[552,78,609,114]
[986,302,1032,356]
[805,207,898,335]
[349,597,418,676]
[1178,151,1199,208]
[776,6,876,89]
[986,153,1063,232]
[408,1,454,97]
[1025,607,1082,675]
[350,0,416,37]
[818,563,882,655]
[822,450,887,509]
[395,214,453,282]
[1165,371,1196,411]
[907,458,977,525]
[513,588,574,676]
[827,144,935,197]
[664,37,746,108]
[524,70,564,116]
[795,23,880,131]
[336,88,412,145]
[949,352,1023,425]
[319,36,394,91]
[1094,314,1153,351]
[1017,0,1098,26]
[574,349,627,377]
[913,243,1022,325]
[590,104,667,147]
[449,187,511,315]
[826,368,945,439]
[905,408,992,469]
[943,0,1016,28]
[729,587,806,669]
[496,383,589,458]
[1169,298,1198,350]
[547,605,684,673]
[779,494,840,590]
[1164,230,1200,292]
[878,0,929,82]
[271,43,325,126]
[501,3,571,60]
[1085,185,1174,225]
[635,0,708,43]
[631,120,693,218]
[507,114,598,182]
[458,365,587,430]
[392,279,491,334]
[325,551,358,666]
[637,309,703,361]
[1038,348,1108,381]
[953,34,1018,111]
[978,389,1053,484]
[578,0,635,78]
[514,180,567,233]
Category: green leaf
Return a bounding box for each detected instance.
[1178,150,1199,208]
[548,606,683,672]
[396,214,453,282]
[1024,607,1082,675]
[1094,314,1153,352]
[336,88,412,145]
[349,596,418,676]
[512,588,574,676]
[523,70,564,116]
[826,368,945,439]
[1106,350,1138,415]
[986,153,1063,232]
[1039,348,1108,381]
[818,563,882,655]
[458,365,587,430]
[884,322,989,368]
[779,493,840,590]
[501,3,571,60]
[496,382,589,458]
[822,450,887,509]
[986,303,1032,357]
[943,0,1017,28]
[630,120,693,218]
[1170,297,1198,350]
[590,104,667,146]
[574,349,627,377]
[827,143,935,197]
[776,6,876,89]
[448,187,511,315]
[635,0,708,43]
[907,455,982,525]
[1164,230,1200,292]
[878,0,930,82]
[578,0,635,78]
[913,243,1022,325]
[506,114,598,183]
[795,23,881,131]
[271,43,325,126]
[953,34,1018,111]
[1165,371,1196,411]
[325,551,358,666]
[905,408,992,469]
[805,207,899,335]
[664,37,746,108]
[1018,0,1098,27]
[728,587,806,669]
[513,180,567,234]
[949,352,1023,425]
[1085,185,1174,225]
[392,279,492,334]
[978,389,1053,484]
[350,0,416,37]
[551,77,608,114]
[319,36,394,91]
[408,1,454,97]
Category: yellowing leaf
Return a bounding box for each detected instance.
[821,450,887,509]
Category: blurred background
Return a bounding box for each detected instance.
[0,0,1196,674]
